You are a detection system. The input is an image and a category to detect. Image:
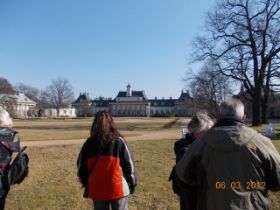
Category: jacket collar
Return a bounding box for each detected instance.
[214,117,244,128]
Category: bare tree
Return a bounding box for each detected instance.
[192,0,280,125]
[15,83,57,115]
[14,83,41,102]
[0,77,15,94]
[261,59,280,123]
[185,61,234,117]
[45,78,74,117]
[38,91,53,109]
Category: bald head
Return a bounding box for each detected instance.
[219,98,245,120]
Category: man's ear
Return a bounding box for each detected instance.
[241,114,246,120]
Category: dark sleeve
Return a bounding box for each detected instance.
[174,135,193,163]
[77,142,88,187]
[175,139,203,185]
[174,138,183,154]
[120,138,137,188]
[259,137,280,191]
[176,154,198,185]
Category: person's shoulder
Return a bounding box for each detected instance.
[247,127,275,147]
[115,137,132,152]
[114,136,128,146]
[0,127,17,135]
[238,126,279,154]
[82,137,96,148]
[174,138,187,152]
[239,126,265,143]
[84,136,93,144]
[174,138,185,145]
[191,132,209,150]
[175,135,194,147]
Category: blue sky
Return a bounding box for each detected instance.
[0,0,216,99]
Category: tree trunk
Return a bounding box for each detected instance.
[261,101,268,124]
[261,62,271,124]
[252,96,261,126]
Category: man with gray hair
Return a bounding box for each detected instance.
[219,98,246,119]
[176,98,280,210]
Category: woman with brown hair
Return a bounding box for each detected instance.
[77,111,137,210]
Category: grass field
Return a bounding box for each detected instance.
[6,140,178,210]
[4,118,280,210]
[13,118,186,141]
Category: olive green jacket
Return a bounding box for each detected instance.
[176,119,280,210]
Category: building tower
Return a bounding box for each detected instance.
[126,84,132,96]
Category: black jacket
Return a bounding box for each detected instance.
[174,133,195,163]
[77,137,137,200]
[170,133,197,210]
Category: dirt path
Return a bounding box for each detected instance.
[22,129,182,147]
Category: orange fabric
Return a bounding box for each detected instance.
[87,156,124,200]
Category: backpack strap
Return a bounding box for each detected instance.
[88,149,103,176]
[87,142,111,176]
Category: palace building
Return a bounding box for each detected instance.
[72,84,194,117]
[0,92,36,118]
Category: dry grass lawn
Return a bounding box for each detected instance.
[14,118,186,141]
[5,140,179,210]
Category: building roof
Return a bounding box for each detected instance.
[116,91,148,101]
[149,99,176,107]
[0,92,36,105]
[72,87,193,107]
[177,91,191,102]
[72,93,91,104]
[92,99,114,107]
